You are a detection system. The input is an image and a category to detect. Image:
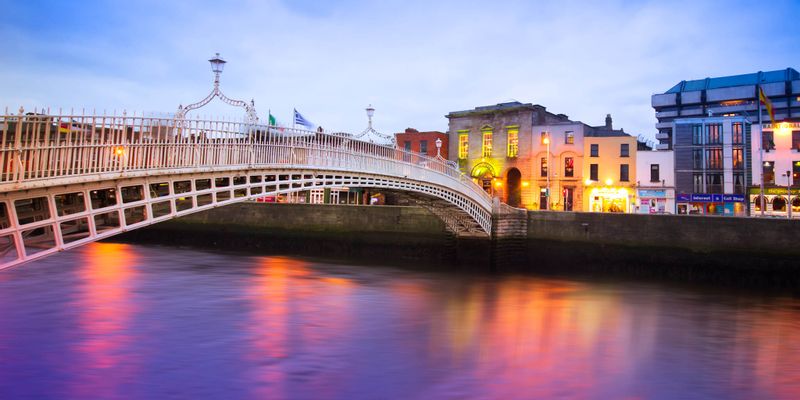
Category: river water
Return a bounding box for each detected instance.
[0,242,799,399]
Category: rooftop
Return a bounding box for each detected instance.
[664,68,799,94]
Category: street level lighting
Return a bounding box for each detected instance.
[543,133,551,210]
[784,170,792,219]
[435,137,442,158]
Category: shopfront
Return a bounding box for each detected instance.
[676,193,746,216]
[588,187,632,213]
[636,189,674,214]
[748,187,800,218]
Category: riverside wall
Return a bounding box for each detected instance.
[117,203,800,288]
[116,203,490,268]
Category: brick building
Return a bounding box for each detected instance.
[394,128,449,159]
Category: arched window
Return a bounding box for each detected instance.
[792,197,800,212]
[753,195,765,211]
[773,196,786,212]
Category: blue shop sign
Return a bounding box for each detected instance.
[679,193,746,203]
[722,194,745,202]
[691,194,713,202]
[638,189,666,198]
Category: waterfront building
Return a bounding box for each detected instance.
[749,122,800,217]
[582,128,638,213]
[651,68,800,150]
[394,128,449,159]
[446,102,586,210]
[648,68,800,216]
[635,150,675,214]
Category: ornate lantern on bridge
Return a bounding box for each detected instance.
[175,53,258,124]
[353,104,395,147]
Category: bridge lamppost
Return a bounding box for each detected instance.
[175,52,258,124]
[355,104,395,146]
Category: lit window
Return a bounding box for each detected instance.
[565,131,574,144]
[507,129,519,158]
[564,157,574,177]
[458,134,469,159]
[482,130,493,158]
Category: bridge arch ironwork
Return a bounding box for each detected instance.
[0,109,493,270]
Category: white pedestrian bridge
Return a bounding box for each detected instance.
[0,109,492,270]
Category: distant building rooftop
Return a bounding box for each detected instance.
[585,129,631,138]
[664,68,799,94]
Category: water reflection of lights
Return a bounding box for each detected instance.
[246,256,355,398]
[71,243,139,399]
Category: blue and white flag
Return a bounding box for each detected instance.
[293,109,315,129]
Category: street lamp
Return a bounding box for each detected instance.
[175,52,258,124]
[784,170,792,219]
[435,137,442,158]
[543,133,551,210]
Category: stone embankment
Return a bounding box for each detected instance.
[117,203,800,289]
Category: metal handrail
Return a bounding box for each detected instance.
[0,109,491,209]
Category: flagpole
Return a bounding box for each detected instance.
[292,109,296,129]
[758,86,765,217]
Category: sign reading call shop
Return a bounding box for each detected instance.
[676,193,746,216]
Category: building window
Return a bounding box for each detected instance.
[706,173,723,194]
[458,134,469,159]
[733,173,745,194]
[590,144,598,157]
[541,157,548,177]
[706,124,722,144]
[650,164,660,182]
[693,173,703,193]
[565,131,574,144]
[620,164,629,182]
[732,147,744,169]
[692,124,703,145]
[507,129,519,158]
[794,160,800,182]
[763,131,775,151]
[705,148,722,169]
[404,141,412,151]
[419,140,428,155]
[564,157,574,177]
[590,164,598,181]
[692,149,703,169]
[792,131,800,151]
[732,122,743,145]
[482,131,493,158]
[773,196,787,212]
[620,143,629,157]
[763,161,775,185]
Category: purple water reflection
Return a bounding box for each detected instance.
[0,242,799,399]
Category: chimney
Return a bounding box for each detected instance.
[605,114,612,130]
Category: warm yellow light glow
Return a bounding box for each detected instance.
[584,179,593,186]
[522,181,529,187]
[495,181,503,188]
[543,137,550,145]
[114,146,125,156]
[777,122,791,136]
[605,178,613,186]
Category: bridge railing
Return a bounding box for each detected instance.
[0,109,491,207]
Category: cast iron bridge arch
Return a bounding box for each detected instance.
[0,109,492,270]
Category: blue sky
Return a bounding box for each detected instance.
[2,0,799,141]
